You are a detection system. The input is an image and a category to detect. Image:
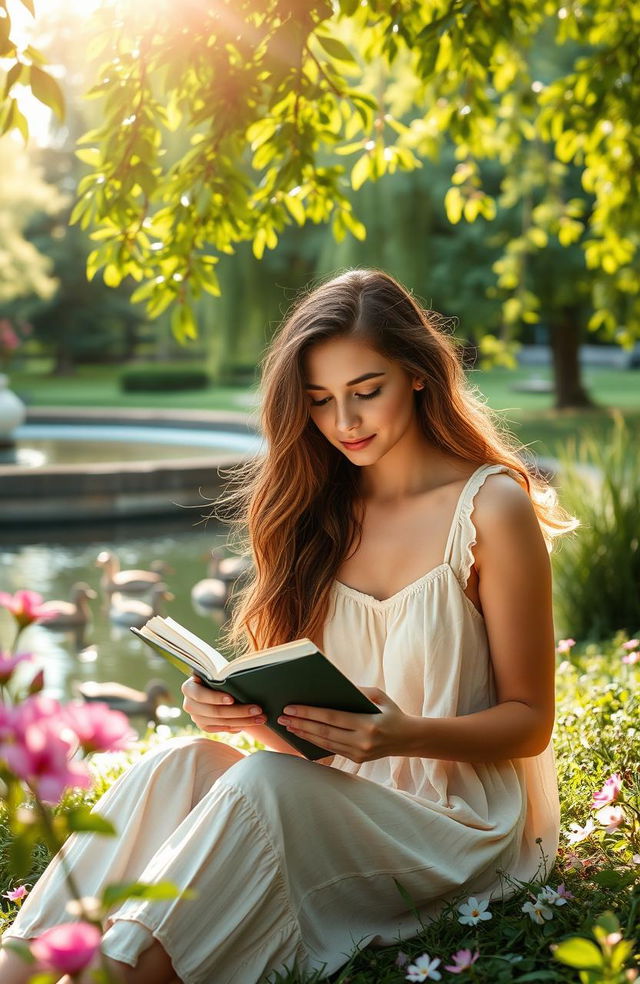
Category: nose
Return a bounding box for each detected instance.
[335,400,361,433]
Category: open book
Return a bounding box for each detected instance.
[131,616,379,760]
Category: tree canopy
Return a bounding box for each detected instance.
[2,0,639,366]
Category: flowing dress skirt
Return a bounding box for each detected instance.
[6,737,525,984]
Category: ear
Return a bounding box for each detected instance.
[412,378,425,391]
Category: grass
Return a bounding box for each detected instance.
[1,634,639,983]
[9,361,640,464]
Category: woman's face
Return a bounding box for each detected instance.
[303,335,423,466]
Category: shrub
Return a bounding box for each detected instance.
[551,413,640,643]
[120,365,210,392]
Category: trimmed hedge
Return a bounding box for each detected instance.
[120,366,210,392]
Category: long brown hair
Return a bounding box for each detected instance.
[222,269,577,652]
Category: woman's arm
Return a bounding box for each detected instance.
[278,475,557,764]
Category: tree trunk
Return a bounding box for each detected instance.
[53,346,75,376]
[549,308,594,409]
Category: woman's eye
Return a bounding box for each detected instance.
[355,387,381,400]
[310,396,331,407]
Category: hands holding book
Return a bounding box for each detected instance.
[138,617,407,760]
[277,687,418,763]
[182,677,419,764]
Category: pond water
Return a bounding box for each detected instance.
[0,517,236,731]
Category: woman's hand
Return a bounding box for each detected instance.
[277,687,417,763]
[182,676,267,733]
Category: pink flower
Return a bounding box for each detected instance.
[622,651,640,665]
[592,773,623,809]
[0,650,32,684]
[62,702,133,754]
[395,950,410,968]
[3,885,29,902]
[596,805,624,833]
[0,590,55,628]
[622,639,639,650]
[0,696,92,803]
[556,638,576,654]
[555,883,574,900]
[31,922,102,976]
[444,948,480,973]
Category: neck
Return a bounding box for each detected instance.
[358,434,452,503]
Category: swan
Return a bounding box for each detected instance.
[109,583,174,628]
[96,551,170,595]
[73,678,172,723]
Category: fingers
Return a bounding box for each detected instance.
[181,677,266,732]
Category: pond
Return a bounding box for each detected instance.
[0,516,236,731]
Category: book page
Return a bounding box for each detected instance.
[146,617,229,676]
[223,638,317,675]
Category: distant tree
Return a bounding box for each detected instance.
[0,137,62,307]
[2,6,145,374]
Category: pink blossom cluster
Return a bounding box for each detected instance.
[622,639,639,664]
[0,696,133,803]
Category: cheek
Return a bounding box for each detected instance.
[309,410,331,438]
[383,390,416,428]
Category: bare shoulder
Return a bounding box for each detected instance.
[472,471,547,567]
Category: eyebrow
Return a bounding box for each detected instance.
[304,371,386,391]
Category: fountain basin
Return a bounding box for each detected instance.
[0,407,261,527]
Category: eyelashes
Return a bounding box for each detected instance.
[309,387,382,408]
[357,387,382,401]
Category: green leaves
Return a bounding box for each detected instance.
[29,64,64,119]
[552,912,635,983]
[37,0,637,344]
[102,880,191,910]
[553,938,603,971]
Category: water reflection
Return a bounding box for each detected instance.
[0,519,232,731]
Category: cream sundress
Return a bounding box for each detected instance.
[6,464,560,984]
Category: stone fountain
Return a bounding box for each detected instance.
[0,406,261,527]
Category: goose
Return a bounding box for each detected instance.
[39,583,97,630]
[73,678,172,723]
[191,551,251,610]
[96,551,170,595]
[109,583,174,629]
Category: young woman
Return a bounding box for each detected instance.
[1,269,577,984]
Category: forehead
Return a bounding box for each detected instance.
[303,336,390,384]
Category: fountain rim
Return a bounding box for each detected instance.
[2,406,259,477]
[0,406,260,527]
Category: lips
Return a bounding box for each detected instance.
[340,435,375,451]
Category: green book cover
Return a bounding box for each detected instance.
[131,625,379,760]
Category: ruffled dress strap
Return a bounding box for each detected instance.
[443,463,524,590]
